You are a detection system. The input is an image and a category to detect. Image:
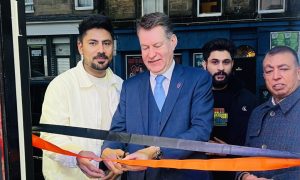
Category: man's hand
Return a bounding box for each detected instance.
[121,146,158,171]
[210,137,227,144]
[101,171,120,180]
[101,148,126,174]
[242,173,271,180]
[76,151,106,178]
[206,137,228,156]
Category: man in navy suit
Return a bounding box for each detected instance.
[102,12,213,180]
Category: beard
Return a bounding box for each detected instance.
[212,71,230,89]
[91,52,110,70]
[91,61,109,70]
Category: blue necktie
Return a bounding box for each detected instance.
[154,75,166,111]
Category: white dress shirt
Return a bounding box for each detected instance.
[150,60,175,96]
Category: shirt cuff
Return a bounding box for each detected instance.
[236,172,250,180]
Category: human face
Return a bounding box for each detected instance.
[77,28,113,78]
[138,26,177,75]
[263,52,300,103]
[203,50,234,89]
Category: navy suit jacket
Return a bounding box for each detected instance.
[102,64,213,179]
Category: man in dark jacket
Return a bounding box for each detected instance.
[237,46,300,180]
[202,38,257,180]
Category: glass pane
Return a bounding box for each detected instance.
[55,44,70,56]
[25,0,33,4]
[200,0,221,13]
[235,45,256,58]
[57,58,70,74]
[43,46,48,76]
[260,0,283,10]
[193,53,204,68]
[30,47,45,77]
[78,0,91,7]
[143,0,164,15]
[169,0,192,16]
[25,5,34,13]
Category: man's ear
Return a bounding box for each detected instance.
[202,61,207,70]
[77,40,83,55]
[297,66,300,80]
[171,34,177,51]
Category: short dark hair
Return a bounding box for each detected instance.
[136,12,174,39]
[202,38,236,61]
[78,15,114,42]
[266,46,299,66]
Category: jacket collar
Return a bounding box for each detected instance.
[278,86,300,114]
[262,86,300,114]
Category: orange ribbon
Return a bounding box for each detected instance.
[32,134,300,171]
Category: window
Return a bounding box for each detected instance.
[27,38,47,77]
[193,53,204,68]
[224,0,255,14]
[125,54,145,79]
[235,45,256,58]
[258,0,285,14]
[142,0,165,15]
[75,0,93,10]
[25,0,34,13]
[106,0,136,19]
[169,0,193,17]
[197,0,222,17]
[270,31,299,54]
[53,37,71,75]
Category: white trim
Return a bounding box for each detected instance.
[197,0,222,17]
[26,21,80,35]
[258,0,285,14]
[11,0,26,179]
[74,0,93,10]
[197,12,222,17]
[141,0,144,16]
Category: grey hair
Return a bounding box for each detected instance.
[136,12,174,39]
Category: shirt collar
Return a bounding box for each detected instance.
[150,60,175,80]
[271,97,285,105]
[278,86,300,114]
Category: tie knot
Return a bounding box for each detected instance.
[155,75,165,85]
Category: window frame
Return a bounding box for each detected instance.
[258,0,285,14]
[197,0,222,17]
[74,0,94,10]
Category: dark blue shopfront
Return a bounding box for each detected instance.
[112,19,300,102]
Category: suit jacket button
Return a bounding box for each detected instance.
[261,144,267,149]
[269,111,275,117]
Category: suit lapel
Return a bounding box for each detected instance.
[159,65,184,134]
[139,72,150,134]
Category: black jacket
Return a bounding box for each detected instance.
[210,77,258,180]
[211,76,258,146]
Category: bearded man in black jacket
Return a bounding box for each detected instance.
[202,38,257,180]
